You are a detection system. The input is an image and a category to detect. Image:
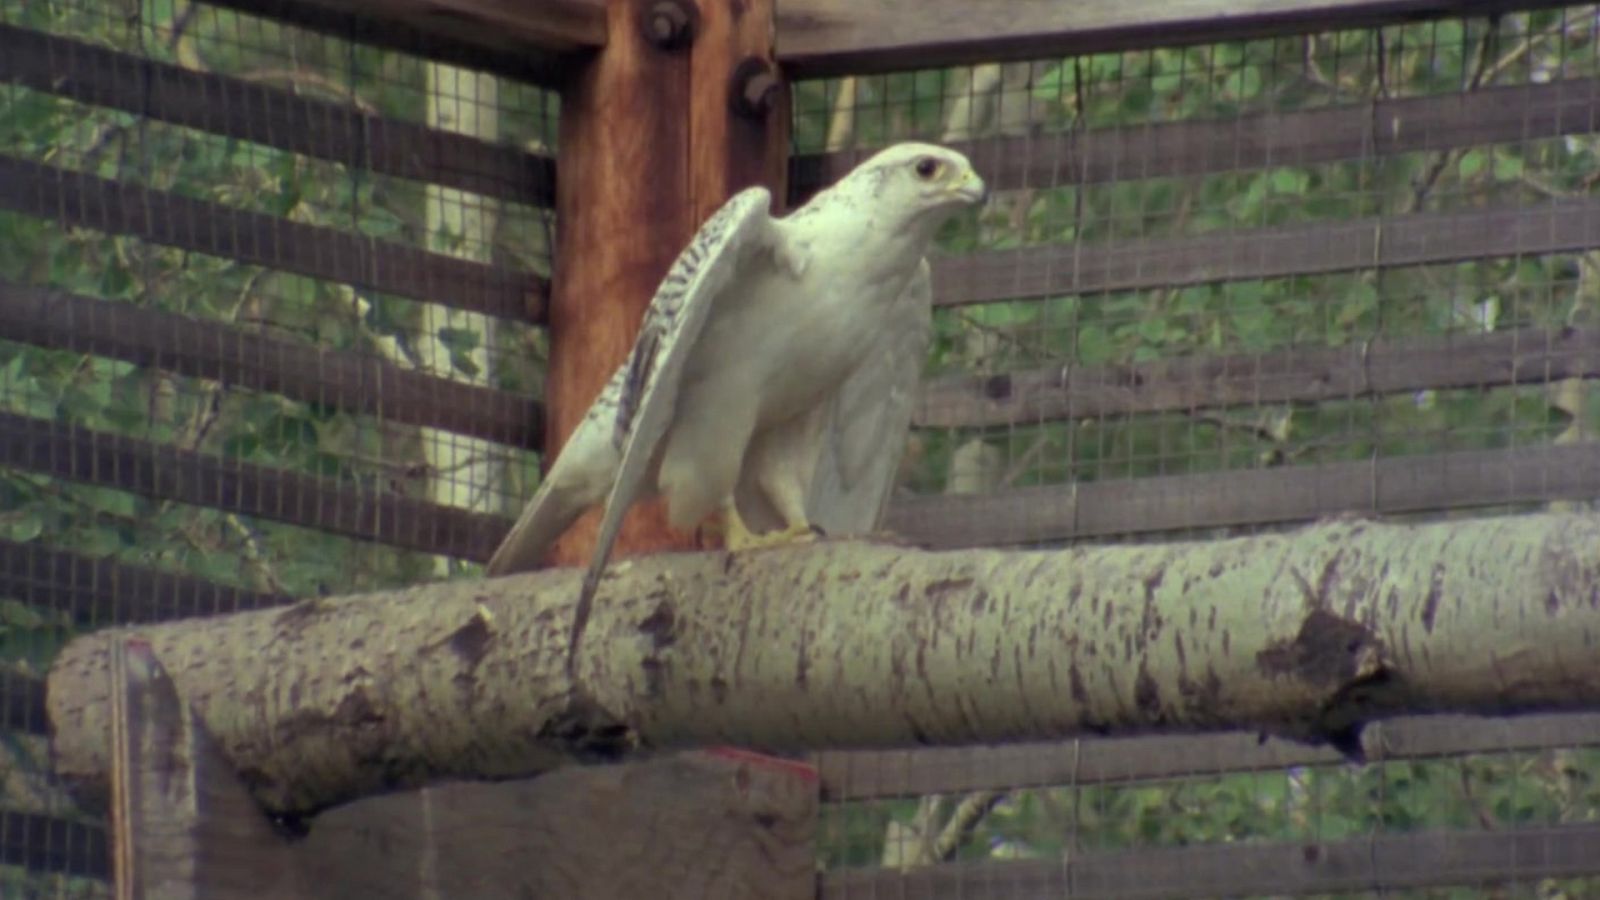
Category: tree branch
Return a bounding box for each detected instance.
[46,512,1600,817]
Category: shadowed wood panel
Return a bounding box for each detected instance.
[791,76,1600,199]
[821,822,1600,899]
[0,24,556,207]
[0,670,49,735]
[0,281,542,449]
[0,413,506,559]
[917,326,1600,427]
[776,0,1576,77]
[929,197,1600,306]
[887,443,1600,547]
[0,540,294,626]
[819,711,1600,800]
[200,0,597,85]
[0,156,545,322]
[108,639,296,898]
[0,810,107,879]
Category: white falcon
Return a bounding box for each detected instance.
[486,143,986,642]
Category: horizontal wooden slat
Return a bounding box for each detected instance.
[0,281,542,449]
[0,156,545,322]
[822,822,1600,899]
[918,326,1600,428]
[0,24,555,208]
[0,810,107,879]
[777,0,1576,78]
[0,413,507,560]
[887,442,1600,547]
[0,539,295,626]
[931,196,1600,306]
[792,76,1600,200]
[0,670,49,736]
[202,0,597,86]
[820,711,1600,800]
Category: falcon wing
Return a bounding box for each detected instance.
[806,260,934,535]
[572,188,779,646]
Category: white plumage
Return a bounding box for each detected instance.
[486,142,986,645]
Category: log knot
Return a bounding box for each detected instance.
[1255,609,1379,689]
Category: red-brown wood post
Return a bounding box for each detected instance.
[547,0,788,566]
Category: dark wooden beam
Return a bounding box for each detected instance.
[930,196,1600,306]
[0,24,554,208]
[821,822,1600,899]
[0,810,107,879]
[201,0,601,87]
[820,711,1600,799]
[791,75,1600,202]
[0,157,545,322]
[918,326,1600,428]
[0,413,506,560]
[776,0,1577,78]
[0,281,542,449]
[544,0,697,567]
[888,443,1600,547]
[0,670,48,735]
[0,539,294,626]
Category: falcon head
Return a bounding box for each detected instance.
[852,142,988,219]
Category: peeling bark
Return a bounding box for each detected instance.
[48,513,1600,816]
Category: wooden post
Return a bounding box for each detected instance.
[547,0,788,566]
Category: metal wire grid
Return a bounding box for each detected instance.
[793,7,1600,553]
[795,5,1600,896]
[0,1,556,892]
[0,0,556,595]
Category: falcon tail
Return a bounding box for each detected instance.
[484,410,621,577]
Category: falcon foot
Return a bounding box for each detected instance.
[726,517,821,552]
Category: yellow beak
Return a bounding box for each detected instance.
[950,166,989,205]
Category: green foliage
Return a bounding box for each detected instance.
[4,0,1600,894]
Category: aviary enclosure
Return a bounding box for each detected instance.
[2,0,1600,896]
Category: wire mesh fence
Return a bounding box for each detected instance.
[0,0,554,894]
[1,0,1599,896]
[791,6,1600,896]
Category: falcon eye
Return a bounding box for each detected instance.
[913,157,942,180]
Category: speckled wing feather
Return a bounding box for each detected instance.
[806,260,933,535]
[570,187,779,649]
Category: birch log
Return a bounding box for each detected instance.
[49,512,1600,816]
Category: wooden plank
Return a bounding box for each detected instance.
[0,156,546,323]
[791,76,1600,201]
[917,326,1600,428]
[821,821,1600,899]
[887,442,1600,547]
[108,639,295,899]
[0,539,294,626]
[0,280,542,449]
[0,24,555,207]
[0,412,507,560]
[820,711,1600,800]
[201,0,600,86]
[293,752,816,898]
[0,810,107,879]
[542,0,697,568]
[776,0,1577,78]
[929,196,1600,307]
